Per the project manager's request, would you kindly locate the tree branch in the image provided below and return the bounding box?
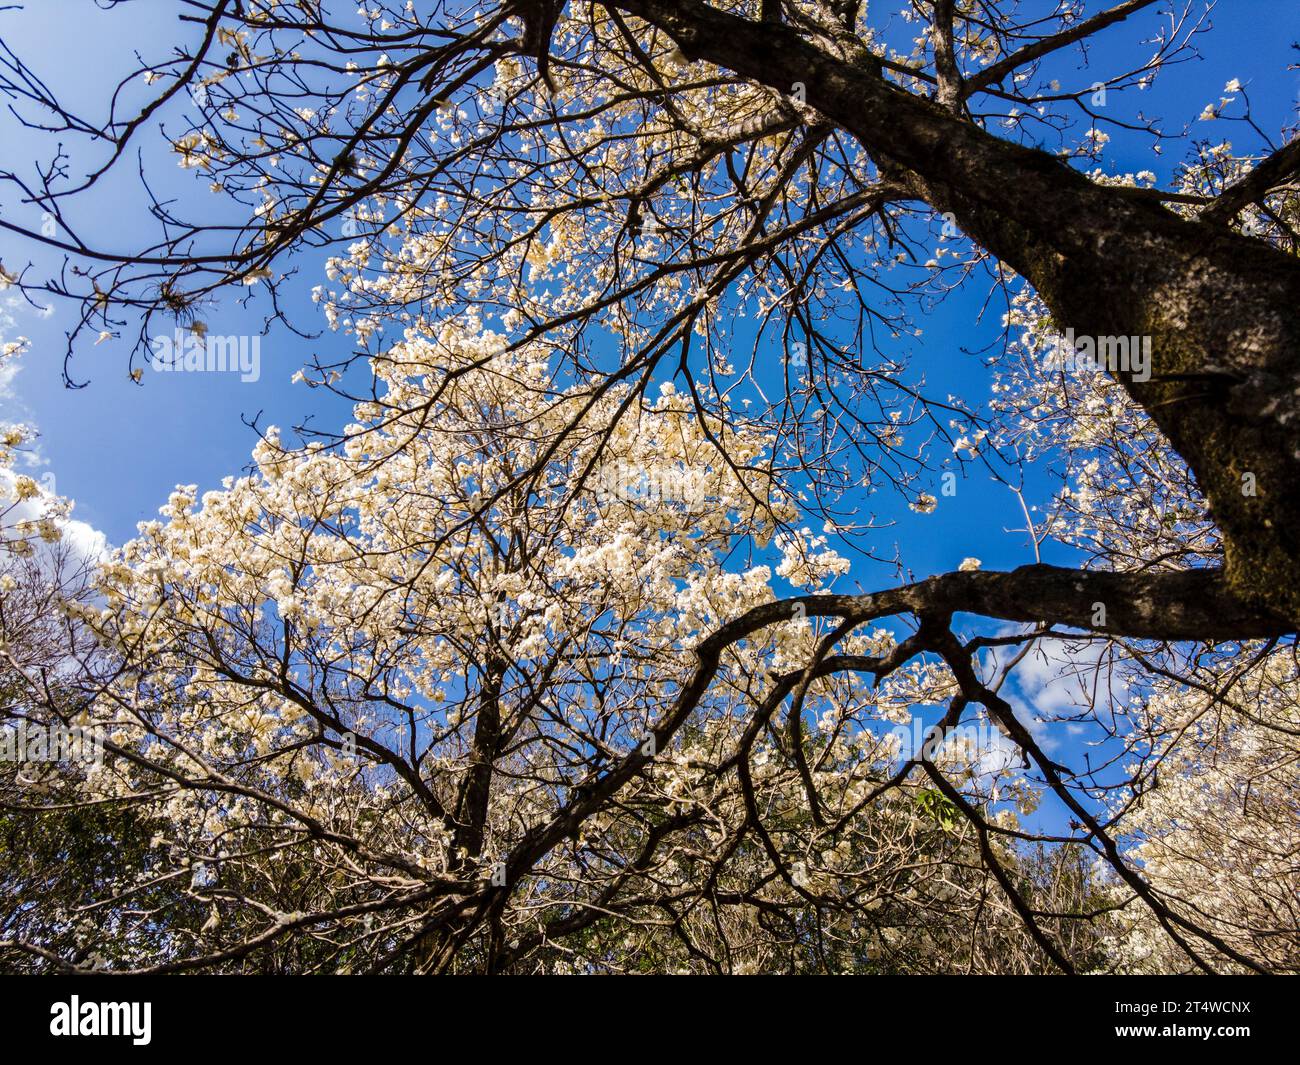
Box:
[960,0,1163,99]
[1200,138,1300,225]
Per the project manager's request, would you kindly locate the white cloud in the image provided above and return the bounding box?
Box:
[0,467,108,564]
[0,294,25,402]
[0,301,106,563]
[990,633,1136,754]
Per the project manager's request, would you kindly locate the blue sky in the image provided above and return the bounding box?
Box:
[1,1,1296,830]
[1,1,1293,550]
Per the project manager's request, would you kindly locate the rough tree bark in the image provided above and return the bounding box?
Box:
[610,0,1300,624]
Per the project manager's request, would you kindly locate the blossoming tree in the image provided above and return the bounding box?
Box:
[0,0,1296,972]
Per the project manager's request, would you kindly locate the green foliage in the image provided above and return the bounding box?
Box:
[915,788,960,831]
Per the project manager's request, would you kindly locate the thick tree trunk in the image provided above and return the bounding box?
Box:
[453,658,504,862]
[613,0,1300,621]
[907,153,1300,625]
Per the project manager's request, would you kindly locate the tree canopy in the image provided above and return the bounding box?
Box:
[0,0,1297,974]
